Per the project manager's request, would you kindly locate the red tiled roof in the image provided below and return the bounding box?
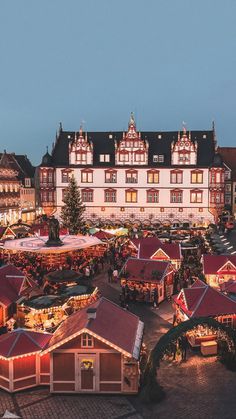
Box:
[123,257,170,283]
[175,279,236,318]
[45,298,142,357]
[136,237,181,260]
[202,255,236,274]
[0,329,52,358]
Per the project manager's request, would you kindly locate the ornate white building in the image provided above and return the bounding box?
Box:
[38,114,225,227]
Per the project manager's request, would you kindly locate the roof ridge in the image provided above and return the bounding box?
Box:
[7,331,21,357]
[191,286,208,317]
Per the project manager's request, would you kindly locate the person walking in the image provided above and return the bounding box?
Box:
[153,288,159,309]
[179,334,188,361]
[107,266,113,283]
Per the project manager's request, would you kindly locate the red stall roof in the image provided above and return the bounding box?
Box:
[0,264,37,306]
[220,280,236,294]
[93,230,114,240]
[0,329,52,359]
[174,279,236,318]
[43,297,144,359]
[122,257,171,283]
[202,255,236,275]
[131,237,181,260]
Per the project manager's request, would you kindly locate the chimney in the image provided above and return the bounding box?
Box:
[87,308,97,320]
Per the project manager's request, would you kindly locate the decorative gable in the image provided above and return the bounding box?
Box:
[115,113,149,166]
[218,260,236,273]
[150,248,169,260]
[69,126,93,165]
[171,126,198,165]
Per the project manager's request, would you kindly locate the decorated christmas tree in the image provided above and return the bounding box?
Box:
[61,176,85,234]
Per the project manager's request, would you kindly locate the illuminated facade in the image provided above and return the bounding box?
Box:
[38,114,225,226]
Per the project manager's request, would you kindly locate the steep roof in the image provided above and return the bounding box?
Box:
[0,329,52,359]
[44,297,143,359]
[218,147,236,180]
[123,257,171,283]
[174,279,236,318]
[45,129,215,168]
[202,255,236,274]
[0,264,36,306]
[136,237,181,260]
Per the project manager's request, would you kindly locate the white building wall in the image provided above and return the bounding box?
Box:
[55,167,214,225]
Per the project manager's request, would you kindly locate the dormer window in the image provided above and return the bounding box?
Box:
[81,333,94,348]
[100,154,110,163]
[76,152,87,164]
[153,155,164,163]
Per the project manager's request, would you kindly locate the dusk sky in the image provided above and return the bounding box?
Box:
[1,0,236,165]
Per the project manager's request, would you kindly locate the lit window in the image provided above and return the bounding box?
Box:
[81,333,94,348]
[82,189,93,202]
[81,170,93,183]
[119,152,129,162]
[190,190,203,203]
[134,152,145,162]
[76,152,87,164]
[126,189,137,203]
[147,170,159,184]
[105,170,117,183]
[170,190,183,203]
[104,189,116,202]
[170,170,183,184]
[147,189,159,203]
[25,178,31,187]
[100,154,110,162]
[191,171,203,183]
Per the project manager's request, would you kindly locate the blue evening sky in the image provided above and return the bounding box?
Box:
[0,0,236,165]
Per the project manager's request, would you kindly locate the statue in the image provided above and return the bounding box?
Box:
[46,216,63,247]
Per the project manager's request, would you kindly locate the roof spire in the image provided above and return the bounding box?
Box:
[79,123,83,136]
[212,120,217,149]
[129,112,135,126]
[59,122,63,133]
[182,121,187,134]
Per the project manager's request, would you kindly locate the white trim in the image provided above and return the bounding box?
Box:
[132,320,144,360]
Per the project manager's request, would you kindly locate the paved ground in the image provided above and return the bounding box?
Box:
[1,267,236,418]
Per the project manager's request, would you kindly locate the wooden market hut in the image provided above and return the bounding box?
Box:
[202,255,236,288]
[0,329,52,392]
[0,264,38,327]
[120,258,174,303]
[128,237,182,269]
[41,297,144,394]
[173,279,236,329]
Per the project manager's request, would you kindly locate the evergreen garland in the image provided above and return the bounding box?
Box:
[60,176,85,234]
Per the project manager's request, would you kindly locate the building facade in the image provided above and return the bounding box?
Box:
[0,152,36,224]
[38,115,225,226]
[218,147,236,216]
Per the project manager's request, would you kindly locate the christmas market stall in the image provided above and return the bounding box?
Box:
[120,258,174,303]
[173,279,236,352]
[41,297,144,394]
[202,255,236,288]
[0,329,52,392]
[127,237,182,269]
[17,283,99,331]
[0,264,38,327]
